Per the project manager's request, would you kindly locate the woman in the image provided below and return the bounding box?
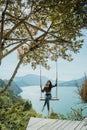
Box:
[41,80,57,113]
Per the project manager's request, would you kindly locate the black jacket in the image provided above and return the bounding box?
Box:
[42,84,56,94]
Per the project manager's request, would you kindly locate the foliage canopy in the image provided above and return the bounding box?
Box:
[0,0,87,69]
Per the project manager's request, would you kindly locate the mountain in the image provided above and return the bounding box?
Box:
[14,74,85,87]
[0,79,22,95]
[14,74,61,87]
[59,77,85,86]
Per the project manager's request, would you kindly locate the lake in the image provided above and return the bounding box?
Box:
[20,86,87,117]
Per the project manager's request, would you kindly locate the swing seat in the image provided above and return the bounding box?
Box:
[40,97,59,101]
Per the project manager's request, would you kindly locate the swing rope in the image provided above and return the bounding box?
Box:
[40,65,42,98]
[56,59,58,98]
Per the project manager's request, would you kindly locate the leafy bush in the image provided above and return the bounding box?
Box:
[49,110,66,120]
[78,78,87,103]
[0,92,41,130]
[49,108,83,121]
[67,108,83,121]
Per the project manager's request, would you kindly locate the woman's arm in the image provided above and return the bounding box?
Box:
[41,87,45,92]
[52,83,57,88]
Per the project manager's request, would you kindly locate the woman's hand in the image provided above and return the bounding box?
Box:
[55,83,57,86]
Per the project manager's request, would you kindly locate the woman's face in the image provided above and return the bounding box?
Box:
[46,81,50,87]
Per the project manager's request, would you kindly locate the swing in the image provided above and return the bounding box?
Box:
[40,60,59,101]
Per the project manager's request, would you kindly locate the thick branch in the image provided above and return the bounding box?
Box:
[0,0,9,43]
[0,39,27,60]
[4,20,24,39]
[0,0,9,64]
[24,23,34,41]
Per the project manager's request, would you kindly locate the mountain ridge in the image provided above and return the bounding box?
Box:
[14,74,56,87]
[13,74,85,87]
[59,77,85,86]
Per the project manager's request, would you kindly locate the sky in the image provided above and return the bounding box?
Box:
[0,30,87,81]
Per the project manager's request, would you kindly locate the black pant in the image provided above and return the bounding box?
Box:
[43,94,52,111]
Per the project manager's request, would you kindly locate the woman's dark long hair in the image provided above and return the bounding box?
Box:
[47,80,52,88]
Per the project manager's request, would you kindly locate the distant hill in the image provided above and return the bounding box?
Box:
[59,77,85,86]
[14,74,62,87]
[0,79,22,95]
[13,74,85,87]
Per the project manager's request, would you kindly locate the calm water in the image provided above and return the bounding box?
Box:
[20,86,87,116]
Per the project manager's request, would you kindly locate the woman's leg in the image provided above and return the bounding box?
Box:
[43,98,47,107]
[42,95,48,111]
[42,94,51,112]
[46,94,51,111]
[47,98,49,111]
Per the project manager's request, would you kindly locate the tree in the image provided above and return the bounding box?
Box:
[0,0,87,94]
[78,77,87,103]
[77,77,87,118]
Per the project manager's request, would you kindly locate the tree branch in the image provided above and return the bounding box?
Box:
[0,0,9,64]
[0,39,28,60]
